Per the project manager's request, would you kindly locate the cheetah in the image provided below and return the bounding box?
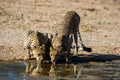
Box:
[24,30,41,60]
[24,30,53,62]
[50,11,92,64]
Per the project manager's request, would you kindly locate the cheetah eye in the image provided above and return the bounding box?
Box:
[51,54,54,56]
[33,45,36,48]
[50,54,53,56]
[38,54,41,56]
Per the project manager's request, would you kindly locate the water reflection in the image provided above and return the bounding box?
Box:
[24,60,56,77]
[24,60,77,79]
[24,60,120,80]
[0,60,120,80]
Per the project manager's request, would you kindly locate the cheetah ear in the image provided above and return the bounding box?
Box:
[50,34,53,41]
[46,33,53,41]
[52,32,58,43]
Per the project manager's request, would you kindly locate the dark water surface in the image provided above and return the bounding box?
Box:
[0,60,120,80]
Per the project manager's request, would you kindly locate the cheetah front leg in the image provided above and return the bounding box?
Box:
[28,49,31,59]
[24,48,31,60]
[74,32,79,55]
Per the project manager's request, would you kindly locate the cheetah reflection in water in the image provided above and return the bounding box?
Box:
[24,60,56,77]
[24,60,78,78]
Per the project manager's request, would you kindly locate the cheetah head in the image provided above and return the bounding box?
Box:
[32,45,45,63]
[50,47,61,64]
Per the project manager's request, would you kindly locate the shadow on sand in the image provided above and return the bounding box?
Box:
[30,52,120,64]
[70,53,120,63]
[57,53,120,64]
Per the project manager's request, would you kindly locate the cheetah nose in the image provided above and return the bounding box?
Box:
[52,60,56,65]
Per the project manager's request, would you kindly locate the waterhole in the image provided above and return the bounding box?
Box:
[0,60,120,80]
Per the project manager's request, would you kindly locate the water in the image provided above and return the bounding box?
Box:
[0,60,120,80]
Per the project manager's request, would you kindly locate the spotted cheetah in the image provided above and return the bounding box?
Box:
[50,11,92,64]
[24,30,53,62]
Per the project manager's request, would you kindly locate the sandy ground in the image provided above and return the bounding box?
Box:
[0,0,120,61]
